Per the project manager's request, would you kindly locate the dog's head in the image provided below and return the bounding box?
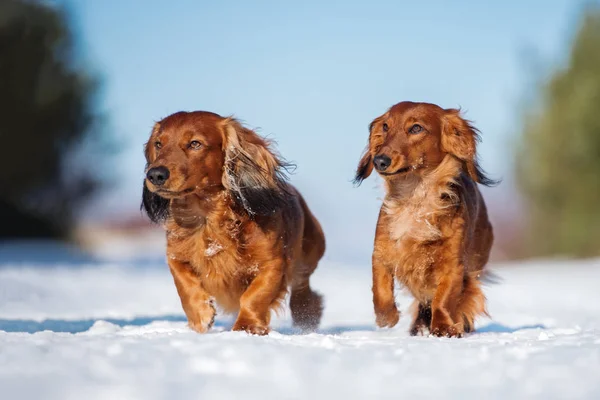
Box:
[142,111,291,223]
[354,101,496,186]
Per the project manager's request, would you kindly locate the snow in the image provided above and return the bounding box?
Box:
[1,257,599,400]
[204,241,224,257]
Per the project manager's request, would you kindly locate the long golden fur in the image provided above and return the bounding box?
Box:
[355,101,496,337]
[142,111,325,335]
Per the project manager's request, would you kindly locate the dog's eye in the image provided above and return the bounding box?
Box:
[154,141,162,149]
[382,123,389,132]
[409,124,423,134]
[189,140,202,149]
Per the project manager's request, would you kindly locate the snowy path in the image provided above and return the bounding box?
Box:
[0,259,599,399]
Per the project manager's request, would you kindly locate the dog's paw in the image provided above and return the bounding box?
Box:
[375,306,400,328]
[430,322,463,338]
[232,318,269,336]
[187,298,216,333]
[409,322,428,336]
[188,320,211,334]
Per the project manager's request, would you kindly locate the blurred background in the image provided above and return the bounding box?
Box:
[1,0,599,267]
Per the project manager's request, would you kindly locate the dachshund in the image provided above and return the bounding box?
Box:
[354,101,496,337]
[142,111,325,335]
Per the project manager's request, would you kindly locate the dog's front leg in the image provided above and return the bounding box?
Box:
[168,259,216,333]
[233,259,284,335]
[372,256,399,328]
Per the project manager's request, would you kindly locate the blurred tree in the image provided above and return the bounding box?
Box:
[516,7,600,257]
[0,0,104,239]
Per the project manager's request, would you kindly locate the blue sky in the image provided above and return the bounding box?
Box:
[64,0,583,264]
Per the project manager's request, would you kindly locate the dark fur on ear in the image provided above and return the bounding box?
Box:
[222,118,294,217]
[353,149,373,186]
[442,109,500,187]
[353,116,386,186]
[140,130,170,223]
[141,181,170,223]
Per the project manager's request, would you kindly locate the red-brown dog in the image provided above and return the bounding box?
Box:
[355,101,496,337]
[142,111,325,335]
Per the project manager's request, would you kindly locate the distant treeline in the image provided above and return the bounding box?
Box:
[516,6,600,258]
[0,0,108,240]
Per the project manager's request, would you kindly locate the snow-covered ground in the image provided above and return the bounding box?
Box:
[0,256,599,400]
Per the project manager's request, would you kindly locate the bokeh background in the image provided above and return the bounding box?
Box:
[1,0,599,267]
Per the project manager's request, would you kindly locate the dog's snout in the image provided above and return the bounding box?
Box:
[373,155,392,172]
[147,166,170,186]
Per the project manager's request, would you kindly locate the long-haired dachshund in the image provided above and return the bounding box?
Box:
[142,111,325,335]
[354,101,496,337]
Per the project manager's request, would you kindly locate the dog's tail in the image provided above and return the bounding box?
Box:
[456,273,491,333]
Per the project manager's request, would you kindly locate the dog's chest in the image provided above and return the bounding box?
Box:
[167,226,257,300]
[383,182,446,244]
[380,193,448,301]
[387,209,439,244]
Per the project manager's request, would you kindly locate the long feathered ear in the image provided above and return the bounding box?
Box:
[222,118,293,216]
[353,150,373,186]
[141,125,170,223]
[441,109,499,187]
[353,116,384,186]
[141,181,170,223]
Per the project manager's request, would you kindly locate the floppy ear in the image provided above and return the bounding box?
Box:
[353,117,384,186]
[353,150,373,186]
[222,118,293,216]
[141,181,170,223]
[140,125,170,223]
[441,109,499,186]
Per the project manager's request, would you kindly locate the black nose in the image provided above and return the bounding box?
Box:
[373,155,391,171]
[146,166,170,186]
